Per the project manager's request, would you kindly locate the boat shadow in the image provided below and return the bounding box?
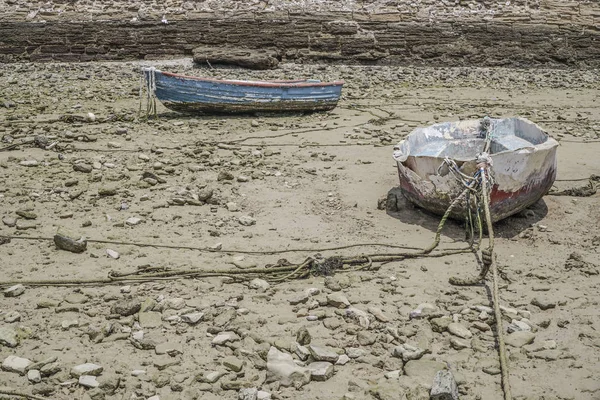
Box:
[385,187,548,240]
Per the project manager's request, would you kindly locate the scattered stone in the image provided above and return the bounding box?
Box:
[357,331,377,346]
[181,312,204,325]
[327,292,350,308]
[4,311,21,323]
[266,347,311,388]
[28,369,42,383]
[73,163,93,173]
[212,331,240,345]
[345,348,366,359]
[504,331,536,348]
[430,317,452,333]
[2,216,17,227]
[309,344,339,363]
[450,337,470,350]
[126,217,142,226]
[98,186,117,196]
[79,375,99,388]
[336,354,350,365]
[239,388,258,400]
[2,355,33,374]
[367,306,390,322]
[20,160,39,167]
[238,216,256,226]
[54,228,87,253]
[111,299,141,316]
[0,326,19,347]
[223,356,245,372]
[106,249,120,259]
[154,356,181,370]
[218,170,235,181]
[296,327,311,346]
[16,210,37,219]
[531,297,556,310]
[249,278,270,292]
[447,323,472,339]
[71,363,103,377]
[3,284,25,297]
[393,343,429,361]
[155,342,183,356]
[308,361,334,381]
[430,370,459,400]
[409,303,438,319]
[200,370,226,384]
[193,46,279,70]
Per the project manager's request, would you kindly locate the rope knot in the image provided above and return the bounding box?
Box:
[481,247,494,267]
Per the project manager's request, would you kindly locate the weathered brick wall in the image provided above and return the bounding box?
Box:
[0,1,598,66]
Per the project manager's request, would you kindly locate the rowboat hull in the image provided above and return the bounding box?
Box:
[393,118,559,222]
[144,69,344,114]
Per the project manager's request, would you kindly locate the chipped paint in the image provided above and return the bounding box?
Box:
[393,117,559,222]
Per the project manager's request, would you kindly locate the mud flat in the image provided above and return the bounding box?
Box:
[1,60,600,399]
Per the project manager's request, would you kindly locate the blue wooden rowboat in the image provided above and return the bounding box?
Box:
[142,68,344,114]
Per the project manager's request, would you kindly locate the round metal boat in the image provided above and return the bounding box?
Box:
[392,117,559,222]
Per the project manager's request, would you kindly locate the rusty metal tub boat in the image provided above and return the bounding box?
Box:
[392,117,559,222]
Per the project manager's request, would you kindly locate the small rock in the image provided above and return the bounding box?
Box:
[336,355,350,365]
[531,297,556,310]
[367,306,390,322]
[218,171,235,181]
[249,278,270,292]
[409,303,438,319]
[450,337,470,350]
[238,216,256,226]
[28,369,42,383]
[393,343,428,361]
[3,284,25,297]
[111,299,141,316]
[504,331,536,348]
[212,331,240,345]
[404,360,447,384]
[307,361,334,381]
[0,326,19,347]
[430,370,459,400]
[181,312,204,325]
[327,292,350,308]
[2,355,33,374]
[106,249,120,259]
[430,317,451,333]
[79,375,99,388]
[126,217,142,226]
[71,363,103,377]
[257,391,271,400]
[447,323,472,339]
[266,347,311,388]
[239,388,258,400]
[296,327,311,346]
[20,160,39,167]
[73,163,93,173]
[223,356,244,372]
[2,216,17,227]
[54,228,87,253]
[308,344,339,363]
[357,331,377,346]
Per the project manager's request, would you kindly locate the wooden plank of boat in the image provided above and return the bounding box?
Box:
[143,68,344,114]
[393,117,559,222]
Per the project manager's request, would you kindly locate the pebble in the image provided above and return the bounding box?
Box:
[4,311,21,323]
[126,217,142,226]
[327,292,350,308]
[106,249,120,259]
[111,299,141,316]
[504,331,536,348]
[181,312,204,325]
[20,159,39,167]
[450,337,470,350]
[53,229,87,253]
[296,326,311,345]
[393,343,429,361]
[308,344,339,363]
[531,296,556,310]
[2,216,17,227]
[266,347,311,388]
[336,354,350,365]
[3,284,25,297]
[73,163,93,173]
[139,311,163,328]
[212,331,240,345]
[249,278,270,292]
[308,361,334,381]
[409,303,438,319]
[79,375,99,388]
[430,370,459,400]
[239,388,258,400]
[238,216,256,226]
[447,322,472,339]
[28,369,42,383]
[71,363,103,377]
[2,355,33,374]
[223,356,245,372]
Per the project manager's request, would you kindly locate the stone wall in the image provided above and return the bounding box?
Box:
[0,0,598,66]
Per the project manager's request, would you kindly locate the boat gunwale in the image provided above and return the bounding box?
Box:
[158,70,345,88]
